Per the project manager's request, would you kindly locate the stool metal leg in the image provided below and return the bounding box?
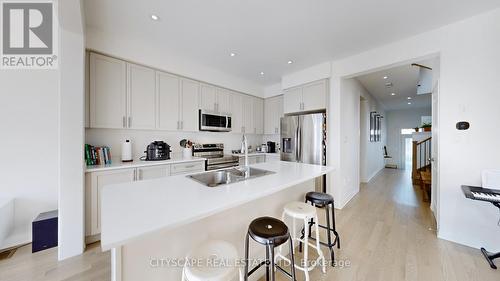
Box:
[331,202,340,249]
[244,232,250,281]
[303,217,310,281]
[269,244,276,281]
[265,244,270,281]
[288,234,297,281]
[314,214,327,274]
[325,204,335,266]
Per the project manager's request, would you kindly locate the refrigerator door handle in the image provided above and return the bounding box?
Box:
[296,118,301,162]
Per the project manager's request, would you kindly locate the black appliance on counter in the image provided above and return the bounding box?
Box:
[267,141,276,153]
[142,141,171,161]
[192,143,239,170]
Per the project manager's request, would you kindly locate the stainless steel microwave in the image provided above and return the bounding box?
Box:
[199,110,232,132]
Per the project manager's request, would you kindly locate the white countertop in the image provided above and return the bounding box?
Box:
[232,152,280,157]
[100,161,334,250]
[85,153,206,173]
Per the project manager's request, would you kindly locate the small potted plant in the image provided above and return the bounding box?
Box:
[179,139,193,158]
[421,123,432,132]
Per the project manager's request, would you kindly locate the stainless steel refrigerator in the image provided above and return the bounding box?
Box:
[280,112,327,192]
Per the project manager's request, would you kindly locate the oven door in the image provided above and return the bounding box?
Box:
[199,110,232,132]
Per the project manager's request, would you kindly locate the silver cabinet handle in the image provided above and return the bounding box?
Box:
[177,121,179,130]
[128,116,132,128]
[133,169,137,181]
[138,169,142,180]
[122,116,126,128]
[180,121,183,130]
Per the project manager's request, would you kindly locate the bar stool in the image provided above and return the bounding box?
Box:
[277,202,326,281]
[244,216,296,281]
[182,240,243,281]
[300,191,340,266]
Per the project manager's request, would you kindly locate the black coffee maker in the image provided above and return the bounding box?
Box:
[267,141,276,153]
[143,141,171,161]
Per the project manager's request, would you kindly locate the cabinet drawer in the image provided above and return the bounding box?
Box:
[171,161,205,175]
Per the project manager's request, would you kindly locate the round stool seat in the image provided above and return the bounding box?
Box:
[283,201,317,219]
[184,240,239,281]
[306,191,334,205]
[248,216,289,246]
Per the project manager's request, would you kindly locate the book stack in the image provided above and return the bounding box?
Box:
[85,144,112,166]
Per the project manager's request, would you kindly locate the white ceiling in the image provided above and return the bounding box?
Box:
[356,62,433,111]
[84,0,500,87]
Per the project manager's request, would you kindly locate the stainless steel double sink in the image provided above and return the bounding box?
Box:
[188,167,274,187]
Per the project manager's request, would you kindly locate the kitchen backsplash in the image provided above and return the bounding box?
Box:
[85,128,268,159]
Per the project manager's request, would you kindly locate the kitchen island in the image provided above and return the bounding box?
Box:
[100,161,334,281]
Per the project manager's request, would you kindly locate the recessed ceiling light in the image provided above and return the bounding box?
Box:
[260,72,265,76]
[230,52,236,57]
[150,14,159,21]
[391,93,396,96]
[407,97,412,100]
[287,60,293,64]
[383,76,388,80]
[408,102,412,105]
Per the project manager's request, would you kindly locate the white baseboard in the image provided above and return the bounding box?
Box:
[360,166,385,183]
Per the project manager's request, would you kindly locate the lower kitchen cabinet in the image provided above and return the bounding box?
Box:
[238,155,266,165]
[85,161,204,242]
[265,154,281,162]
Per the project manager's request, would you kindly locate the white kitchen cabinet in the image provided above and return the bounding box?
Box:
[283,79,327,113]
[127,63,156,129]
[265,154,280,162]
[253,98,264,134]
[238,155,266,165]
[231,93,244,133]
[216,88,231,115]
[86,168,136,236]
[180,78,200,132]
[170,161,205,175]
[137,165,171,180]
[89,53,127,129]
[242,95,254,134]
[200,83,217,112]
[265,95,284,134]
[302,79,327,112]
[157,72,180,130]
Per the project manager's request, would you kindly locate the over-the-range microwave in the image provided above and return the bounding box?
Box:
[199,110,232,132]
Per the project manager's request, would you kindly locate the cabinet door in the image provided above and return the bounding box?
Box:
[90,168,136,235]
[137,165,170,180]
[264,97,276,134]
[171,161,205,175]
[265,154,280,163]
[157,72,180,130]
[180,78,200,132]
[256,155,266,163]
[302,80,327,111]
[253,98,264,134]
[242,95,254,134]
[216,88,231,114]
[89,53,127,129]
[231,93,244,133]
[200,83,217,112]
[275,95,284,134]
[283,87,303,114]
[127,63,156,129]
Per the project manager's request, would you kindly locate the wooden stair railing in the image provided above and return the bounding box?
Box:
[412,137,432,184]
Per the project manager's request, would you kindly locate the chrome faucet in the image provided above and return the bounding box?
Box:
[241,134,250,178]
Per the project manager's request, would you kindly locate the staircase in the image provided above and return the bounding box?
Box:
[412,137,432,201]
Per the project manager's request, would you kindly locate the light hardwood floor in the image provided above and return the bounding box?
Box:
[1,169,499,281]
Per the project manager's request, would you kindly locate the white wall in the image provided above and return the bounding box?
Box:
[385,107,432,168]
[85,129,264,160]
[359,83,386,183]
[58,0,85,260]
[85,27,264,97]
[292,7,500,251]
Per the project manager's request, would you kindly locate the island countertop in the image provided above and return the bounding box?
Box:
[100,161,334,251]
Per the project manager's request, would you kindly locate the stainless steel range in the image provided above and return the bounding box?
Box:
[193,143,239,171]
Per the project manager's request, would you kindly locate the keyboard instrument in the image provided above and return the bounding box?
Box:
[461,185,500,203]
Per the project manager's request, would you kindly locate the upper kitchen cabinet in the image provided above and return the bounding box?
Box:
[157,71,180,131]
[283,79,327,114]
[199,83,217,112]
[265,95,284,134]
[216,88,231,115]
[89,53,127,129]
[230,92,244,133]
[127,63,156,129]
[180,78,200,132]
[242,95,254,134]
[253,98,264,134]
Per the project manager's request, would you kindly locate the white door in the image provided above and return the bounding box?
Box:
[431,80,440,226]
[242,95,253,134]
[89,53,127,129]
[283,87,302,114]
[231,93,244,133]
[90,169,136,235]
[127,63,156,129]
[253,98,264,134]
[157,72,180,130]
[137,165,170,180]
[302,79,327,111]
[180,78,200,132]
[200,83,217,112]
[216,88,231,115]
